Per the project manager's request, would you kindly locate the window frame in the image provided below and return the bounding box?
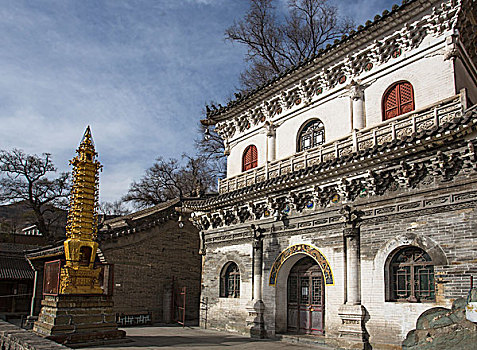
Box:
[382,81,415,121]
[297,119,325,152]
[220,262,240,298]
[242,145,258,172]
[386,246,435,303]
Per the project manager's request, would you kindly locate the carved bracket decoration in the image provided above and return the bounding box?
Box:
[337,178,364,203]
[251,202,269,220]
[397,161,428,188]
[224,209,237,226]
[289,191,314,212]
[237,205,252,223]
[210,212,223,229]
[313,185,338,207]
[364,170,395,196]
[430,151,464,181]
[462,140,477,172]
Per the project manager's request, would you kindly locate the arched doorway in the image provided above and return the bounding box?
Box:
[286,257,324,334]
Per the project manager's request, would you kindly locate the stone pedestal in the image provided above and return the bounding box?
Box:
[246,299,266,339]
[338,304,368,349]
[33,295,126,346]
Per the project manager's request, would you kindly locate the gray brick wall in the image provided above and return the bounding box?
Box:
[100,219,201,324]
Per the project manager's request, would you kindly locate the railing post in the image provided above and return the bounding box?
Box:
[373,129,377,146]
[304,152,308,169]
[391,122,396,141]
[460,88,467,110]
[434,107,439,128]
[319,148,323,163]
[335,142,339,158]
[412,115,417,134]
[352,129,358,152]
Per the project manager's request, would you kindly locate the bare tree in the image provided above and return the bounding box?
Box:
[99,200,131,216]
[123,155,215,209]
[196,122,226,180]
[226,0,354,89]
[0,149,70,241]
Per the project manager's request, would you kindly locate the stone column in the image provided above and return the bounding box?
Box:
[350,82,365,130]
[338,206,368,349]
[266,122,276,162]
[246,225,266,338]
[345,227,361,305]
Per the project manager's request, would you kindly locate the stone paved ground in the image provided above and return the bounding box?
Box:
[86,325,334,349]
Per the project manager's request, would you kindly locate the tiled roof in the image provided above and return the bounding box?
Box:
[204,0,433,121]
[0,253,34,280]
[25,244,64,260]
[102,198,180,226]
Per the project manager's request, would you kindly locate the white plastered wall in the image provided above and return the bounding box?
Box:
[226,132,267,178]
[364,53,456,128]
[275,96,351,161]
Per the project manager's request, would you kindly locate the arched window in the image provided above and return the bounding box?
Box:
[382,81,415,120]
[388,246,435,302]
[298,119,325,152]
[242,145,258,171]
[220,262,240,298]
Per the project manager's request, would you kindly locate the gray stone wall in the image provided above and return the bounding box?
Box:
[100,219,201,324]
[200,244,252,334]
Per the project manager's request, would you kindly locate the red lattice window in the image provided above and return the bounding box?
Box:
[242,145,258,171]
[382,81,415,120]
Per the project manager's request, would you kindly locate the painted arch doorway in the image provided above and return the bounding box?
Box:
[287,256,324,335]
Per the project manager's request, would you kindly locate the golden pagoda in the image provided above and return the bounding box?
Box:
[59,126,103,294]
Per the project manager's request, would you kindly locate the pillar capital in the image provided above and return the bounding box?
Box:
[251,224,265,250]
[344,227,360,238]
[265,121,277,137]
[339,205,364,230]
[348,80,364,101]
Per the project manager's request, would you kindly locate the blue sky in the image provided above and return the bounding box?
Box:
[0,0,396,203]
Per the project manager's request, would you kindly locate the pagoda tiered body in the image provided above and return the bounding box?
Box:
[60,126,103,294]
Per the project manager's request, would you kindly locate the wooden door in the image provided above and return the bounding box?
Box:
[287,257,324,334]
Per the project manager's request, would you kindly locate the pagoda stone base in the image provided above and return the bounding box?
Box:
[33,295,126,347]
[337,304,369,349]
[246,299,266,339]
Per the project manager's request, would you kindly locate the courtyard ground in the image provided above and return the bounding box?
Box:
[86,325,336,349]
